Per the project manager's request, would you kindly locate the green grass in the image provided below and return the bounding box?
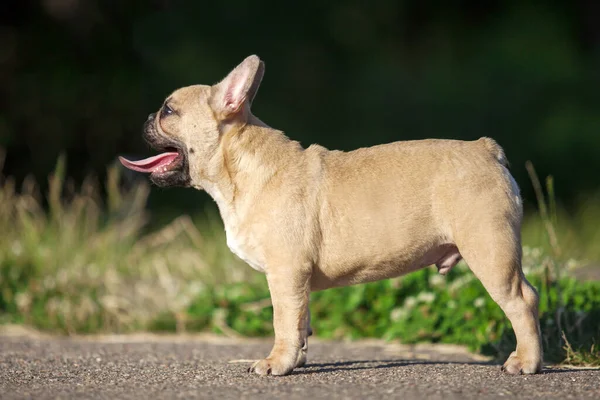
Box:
[0,154,599,366]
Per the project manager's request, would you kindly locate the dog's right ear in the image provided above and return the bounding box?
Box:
[210,55,265,120]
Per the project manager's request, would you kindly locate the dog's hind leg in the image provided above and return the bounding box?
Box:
[456,224,543,374]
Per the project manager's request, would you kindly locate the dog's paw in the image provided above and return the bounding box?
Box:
[248,358,295,376]
[295,350,307,368]
[501,351,542,375]
[294,338,309,368]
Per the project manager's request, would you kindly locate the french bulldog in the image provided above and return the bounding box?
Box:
[120,55,543,376]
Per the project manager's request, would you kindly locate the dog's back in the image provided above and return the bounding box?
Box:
[311,138,521,289]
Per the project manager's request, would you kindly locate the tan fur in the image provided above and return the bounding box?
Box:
[147,55,542,376]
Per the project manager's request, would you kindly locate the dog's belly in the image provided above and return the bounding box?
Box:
[311,243,461,291]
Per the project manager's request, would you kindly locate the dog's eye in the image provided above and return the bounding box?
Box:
[161,104,174,118]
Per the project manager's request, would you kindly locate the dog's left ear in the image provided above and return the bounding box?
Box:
[210,55,265,120]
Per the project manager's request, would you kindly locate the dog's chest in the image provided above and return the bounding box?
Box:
[226,228,265,273]
[208,186,265,273]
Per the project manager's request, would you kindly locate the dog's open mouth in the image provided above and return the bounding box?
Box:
[119,149,182,175]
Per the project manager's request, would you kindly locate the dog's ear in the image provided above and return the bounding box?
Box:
[210,55,265,120]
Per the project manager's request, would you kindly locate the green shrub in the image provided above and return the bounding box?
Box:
[177,254,600,364]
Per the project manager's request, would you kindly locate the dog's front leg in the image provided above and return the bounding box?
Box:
[249,268,310,376]
[295,306,312,368]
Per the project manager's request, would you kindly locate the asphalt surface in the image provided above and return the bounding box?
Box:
[1,330,598,400]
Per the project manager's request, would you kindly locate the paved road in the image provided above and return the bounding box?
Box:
[1,330,598,399]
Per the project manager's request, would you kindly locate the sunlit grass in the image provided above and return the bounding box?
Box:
[561,332,600,368]
[522,197,600,266]
[0,152,255,333]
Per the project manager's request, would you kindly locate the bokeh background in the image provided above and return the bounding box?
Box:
[1,0,599,364]
[2,0,600,214]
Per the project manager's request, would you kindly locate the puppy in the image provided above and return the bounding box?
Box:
[120,55,543,376]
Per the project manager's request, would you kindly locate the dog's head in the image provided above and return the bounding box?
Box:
[119,55,265,188]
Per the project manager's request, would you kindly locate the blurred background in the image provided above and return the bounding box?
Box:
[1,0,599,364]
[2,0,600,213]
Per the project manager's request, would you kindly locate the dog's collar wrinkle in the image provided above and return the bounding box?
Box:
[210,122,301,218]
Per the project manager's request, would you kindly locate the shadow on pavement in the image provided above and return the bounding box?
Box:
[293,359,495,375]
[293,359,591,375]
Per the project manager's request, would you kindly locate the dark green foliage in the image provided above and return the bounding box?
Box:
[2,1,600,213]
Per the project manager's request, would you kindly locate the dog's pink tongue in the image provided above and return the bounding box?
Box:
[118,152,179,173]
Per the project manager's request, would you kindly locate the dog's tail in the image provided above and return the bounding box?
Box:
[479,137,508,167]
